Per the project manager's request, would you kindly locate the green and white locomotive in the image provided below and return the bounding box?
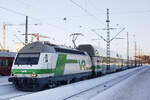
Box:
[8,41,92,91]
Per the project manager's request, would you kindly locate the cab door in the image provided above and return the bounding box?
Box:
[44,54,49,69]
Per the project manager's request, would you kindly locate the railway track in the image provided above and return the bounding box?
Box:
[0,84,33,100]
[0,76,11,87]
[63,67,148,100]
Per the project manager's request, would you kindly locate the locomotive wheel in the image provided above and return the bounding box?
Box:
[47,81,57,88]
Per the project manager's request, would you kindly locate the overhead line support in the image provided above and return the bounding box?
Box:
[25,16,28,45]
[106,8,110,71]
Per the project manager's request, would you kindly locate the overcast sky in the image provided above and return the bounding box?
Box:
[0,0,150,58]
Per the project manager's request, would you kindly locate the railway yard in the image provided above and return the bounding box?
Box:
[0,65,149,100]
[0,0,150,100]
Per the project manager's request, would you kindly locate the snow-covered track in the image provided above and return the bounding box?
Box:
[0,76,12,87]
[0,84,33,100]
[63,67,148,100]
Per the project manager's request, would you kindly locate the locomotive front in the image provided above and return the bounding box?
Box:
[8,41,55,91]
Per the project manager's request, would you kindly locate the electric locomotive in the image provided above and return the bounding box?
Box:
[8,41,92,91]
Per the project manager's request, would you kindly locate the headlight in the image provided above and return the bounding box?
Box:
[12,74,17,76]
[31,74,37,77]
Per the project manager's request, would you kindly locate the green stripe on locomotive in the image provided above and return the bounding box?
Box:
[11,54,91,76]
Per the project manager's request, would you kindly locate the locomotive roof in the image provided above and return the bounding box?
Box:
[19,41,85,54]
[19,41,55,53]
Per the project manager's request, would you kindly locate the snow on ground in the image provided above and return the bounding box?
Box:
[0,84,31,100]
[10,66,147,100]
[91,66,150,100]
[0,76,32,100]
[0,76,10,85]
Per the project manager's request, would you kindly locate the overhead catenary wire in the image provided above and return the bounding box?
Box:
[0,6,75,48]
[15,0,31,7]
[112,10,150,15]
[0,6,40,21]
[58,9,150,19]
[69,0,105,26]
[0,6,72,34]
[87,0,105,14]
[49,9,150,19]
[110,28,125,42]
[91,29,106,42]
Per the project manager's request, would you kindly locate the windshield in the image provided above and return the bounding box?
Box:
[14,53,40,65]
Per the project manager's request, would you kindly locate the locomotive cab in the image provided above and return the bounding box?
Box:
[9,41,56,91]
